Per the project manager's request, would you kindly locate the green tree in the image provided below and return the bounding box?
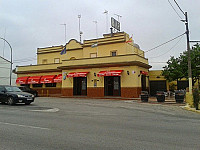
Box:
[162,44,200,85]
[162,56,184,82]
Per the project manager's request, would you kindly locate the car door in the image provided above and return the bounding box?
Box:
[0,86,7,102]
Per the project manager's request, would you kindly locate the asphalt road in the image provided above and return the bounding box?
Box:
[0,97,200,150]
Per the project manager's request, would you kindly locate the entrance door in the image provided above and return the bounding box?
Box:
[141,75,147,91]
[150,80,167,96]
[73,77,87,96]
[104,76,121,96]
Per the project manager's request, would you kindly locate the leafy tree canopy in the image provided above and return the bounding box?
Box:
[162,44,200,83]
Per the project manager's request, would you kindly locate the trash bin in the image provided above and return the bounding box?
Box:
[141,91,149,102]
[175,90,185,103]
[156,91,165,102]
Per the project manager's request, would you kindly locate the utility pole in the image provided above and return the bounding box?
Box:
[184,12,192,94]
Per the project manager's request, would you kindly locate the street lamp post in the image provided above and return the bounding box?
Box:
[0,37,13,85]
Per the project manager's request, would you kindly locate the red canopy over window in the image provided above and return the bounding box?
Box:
[67,72,89,78]
[40,75,56,83]
[16,76,29,84]
[140,71,148,75]
[54,74,62,83]
[27,76,42,84]
[97,70,123,77]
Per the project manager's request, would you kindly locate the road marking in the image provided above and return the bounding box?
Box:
[30,108,59,112]
[0,121,50,130]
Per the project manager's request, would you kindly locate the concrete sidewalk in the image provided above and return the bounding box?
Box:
[146,97,185,106]
[139,97,200,113]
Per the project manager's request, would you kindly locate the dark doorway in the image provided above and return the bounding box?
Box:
[150,80,167,96]
[177,80,189,90]
[104,76,121,96]
[73,77,87,96]
[141,75,147,91]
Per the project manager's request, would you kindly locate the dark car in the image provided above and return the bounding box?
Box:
[0,85,35,105]
[18,86,38,97]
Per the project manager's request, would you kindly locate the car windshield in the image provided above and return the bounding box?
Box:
[5,86,22,92]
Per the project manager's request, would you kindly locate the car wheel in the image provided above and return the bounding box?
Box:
[25,102,31,105]
[7,97,15,105]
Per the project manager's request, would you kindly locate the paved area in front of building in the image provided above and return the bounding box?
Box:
[0,97,200,150]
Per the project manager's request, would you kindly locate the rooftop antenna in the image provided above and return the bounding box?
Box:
[114,13,122,22]
[103,10,108,33]
[93,21,98,38]
[78,15,83,43]
[60,23,66,43]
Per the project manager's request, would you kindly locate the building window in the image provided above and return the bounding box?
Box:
[32,84,43,88]
[111,51,117,56]
[42,59,48,64]
[54,58,60,63]
[90,53,97,58]
[45,83,56,87]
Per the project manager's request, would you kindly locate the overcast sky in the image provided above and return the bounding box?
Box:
[0,0,199,70]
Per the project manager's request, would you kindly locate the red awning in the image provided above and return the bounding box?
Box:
[97,70,123,77]
[40,75,56,83]
[27,76,42,84]
[140,71,148,75]
[54,74,62,83]
[16,76,29,84]
[67,72,89,78]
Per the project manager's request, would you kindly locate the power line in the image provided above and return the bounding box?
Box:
[168,0,182,19]
[144,32,185,53]
[174,0,185,15]
[149,34,184,58]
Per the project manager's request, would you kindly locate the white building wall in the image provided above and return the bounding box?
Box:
[0,57,16,85]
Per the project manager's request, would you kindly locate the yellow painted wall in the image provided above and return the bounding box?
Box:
[37,39,83,65]
[62,66,149,88]
[61,54,149,68]
[16,32,150,90]
[149,70,165,81]
[83,32,143,58]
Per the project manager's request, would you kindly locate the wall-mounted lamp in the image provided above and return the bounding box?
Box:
[127,71,130,75]
[138,74,141,77]
[94,73,96,77]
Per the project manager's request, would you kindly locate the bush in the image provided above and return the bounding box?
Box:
[193,88,200,110]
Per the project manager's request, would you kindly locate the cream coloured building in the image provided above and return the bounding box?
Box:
[15,32,151,98]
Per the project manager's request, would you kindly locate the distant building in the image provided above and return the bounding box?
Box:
[0,56,16,85]
[15,32,151,98]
